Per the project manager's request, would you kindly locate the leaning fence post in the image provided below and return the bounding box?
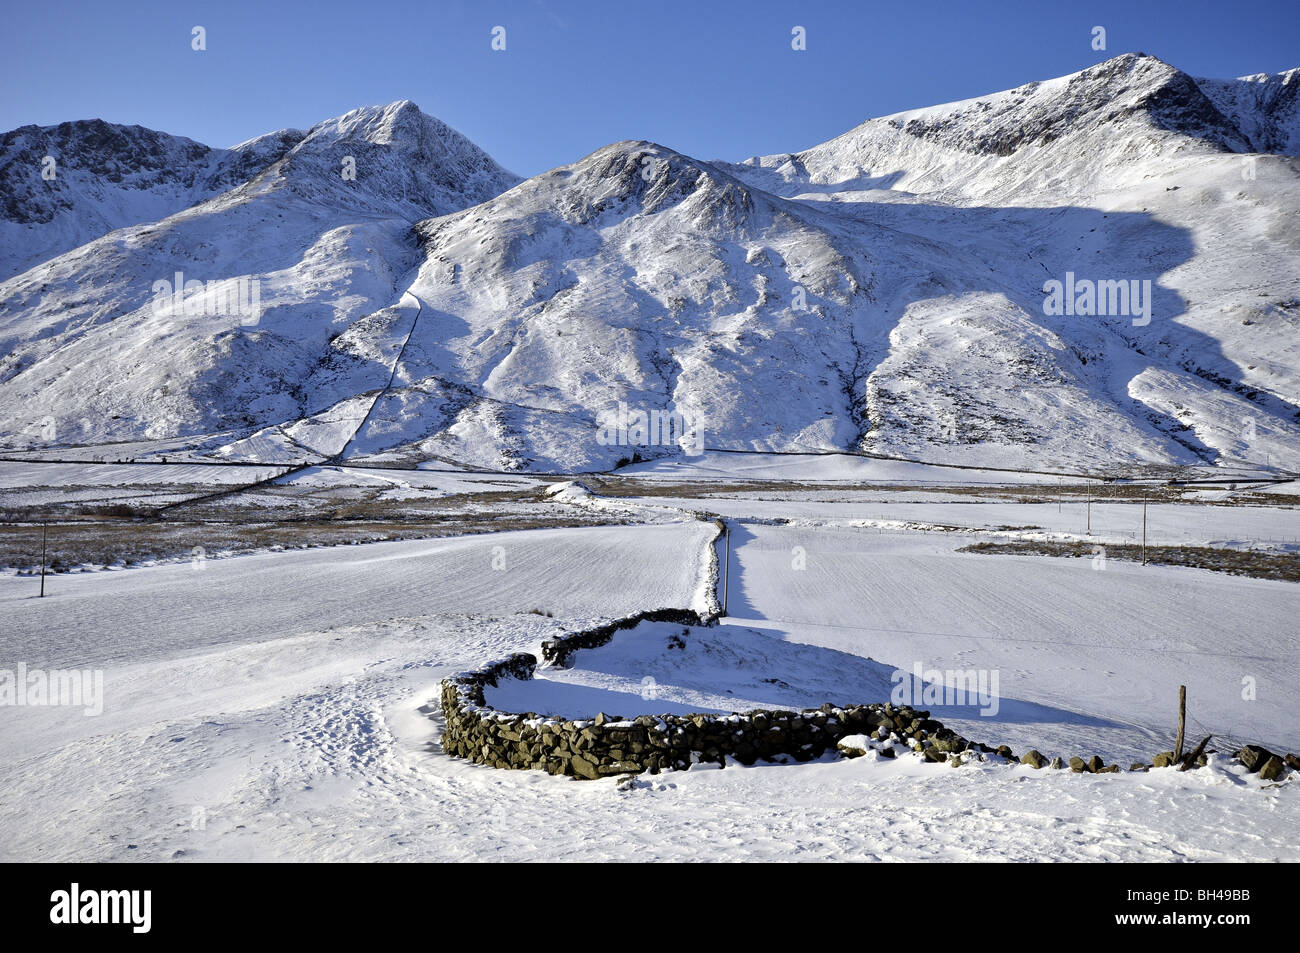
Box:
[1175,685,1186,762]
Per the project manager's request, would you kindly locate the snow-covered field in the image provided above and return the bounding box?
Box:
[1,466,1296,863]
[0,461,285,508]
[1,522,712,666]
[721,523,1298,757]
[617,450,1101,484]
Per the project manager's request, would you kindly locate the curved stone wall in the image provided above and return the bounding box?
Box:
[438,610,978,779]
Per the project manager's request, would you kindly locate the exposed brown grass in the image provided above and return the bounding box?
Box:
[0,502,625,572]
[586,476,1237,504]
[960,539,1300,583]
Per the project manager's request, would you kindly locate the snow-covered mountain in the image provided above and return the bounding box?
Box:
[1,56,1297,473]
[0,102,519,453]
[721,54,1297,203]
[716,53,1300,471]
[0,119,305,281]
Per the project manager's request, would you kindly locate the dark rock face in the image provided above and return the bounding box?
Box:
[0,119,303,227]
[1258,756,1285,782]
[1235,744,1274,773]
[1141,69,1251,151]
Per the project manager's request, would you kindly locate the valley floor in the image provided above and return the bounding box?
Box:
[0,457,1297,862]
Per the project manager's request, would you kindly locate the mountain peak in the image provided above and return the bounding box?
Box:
[303,100,447,149]
[248,101,520,218]
[724,50,1300,206]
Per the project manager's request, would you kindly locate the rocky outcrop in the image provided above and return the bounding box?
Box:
[1235,744,1298,782]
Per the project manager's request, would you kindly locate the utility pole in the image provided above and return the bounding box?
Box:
[39,521,47,598]
[1086,497,1091,536]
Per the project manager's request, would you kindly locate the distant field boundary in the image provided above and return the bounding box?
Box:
[961,539,1300,583]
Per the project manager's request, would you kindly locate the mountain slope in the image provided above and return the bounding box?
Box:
[714,53,1300,471]
[332,58,1300,472]
[338,139,1230,472]
[0,119,305,281]
[0,59,1296,473]
[0,103,519,454]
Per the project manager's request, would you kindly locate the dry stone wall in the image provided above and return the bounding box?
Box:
[439,609,978,779]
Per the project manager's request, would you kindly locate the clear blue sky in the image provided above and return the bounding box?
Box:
[3,0,1296,177]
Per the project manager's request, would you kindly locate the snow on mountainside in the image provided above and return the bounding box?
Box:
[0,101,518,282]
[0,119,305,280]
[1195,67,1300,155]
[0,103,519,454]
[341,140,898,470]
[716,53,1300,471]
[266,101,520,219]
[0,57,1297,473]
[344,136,1242,472]
[722,54,1299,203]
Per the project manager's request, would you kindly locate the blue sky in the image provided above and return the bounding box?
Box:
[3,0,1296,177]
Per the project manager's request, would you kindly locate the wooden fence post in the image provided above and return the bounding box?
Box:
[1175,685,1186,761]
[39,521,47,598]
